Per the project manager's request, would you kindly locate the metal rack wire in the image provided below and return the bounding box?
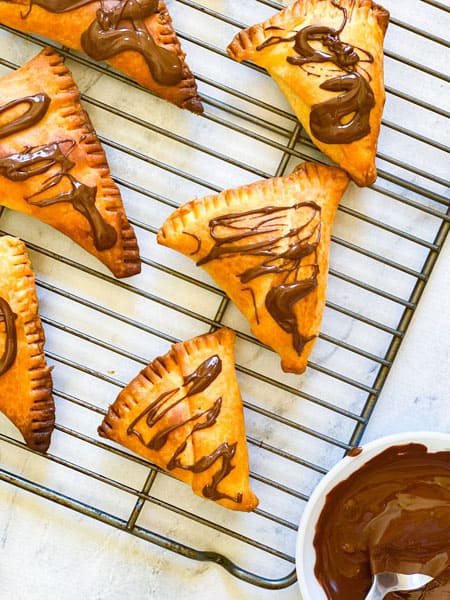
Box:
[0,0,449,590]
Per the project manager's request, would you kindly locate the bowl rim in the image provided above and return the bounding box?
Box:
[295,431,450,600]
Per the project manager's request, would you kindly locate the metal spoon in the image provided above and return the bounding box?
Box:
[364,572,434,600]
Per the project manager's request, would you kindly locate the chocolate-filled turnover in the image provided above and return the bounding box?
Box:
[197,202,321,355]
[126,355,243,504]
[256,0,375,144]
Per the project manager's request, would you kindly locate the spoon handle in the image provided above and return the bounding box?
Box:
[364,579,383,600]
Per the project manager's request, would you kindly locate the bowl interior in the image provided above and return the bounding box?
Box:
[295,431,450,600]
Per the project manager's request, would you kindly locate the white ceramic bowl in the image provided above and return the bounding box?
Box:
[295,431,450,600]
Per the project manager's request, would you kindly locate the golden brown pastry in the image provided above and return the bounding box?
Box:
[227,0,389,186]
[158,162,349,374]
[98,328,259,511]
[0,0,203,113]
[0,48,141,278]
[0,235,54,452]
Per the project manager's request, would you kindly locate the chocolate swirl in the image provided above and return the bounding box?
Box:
[27,173,118,251]
[310,73,374,144]
[0,94,50,139]
[0,141,74,181]
[257,0,375,144]
[0,297,18,377]
[0,140,117,251]
[182,354,222,396]
[197,202,321,356]
[81,0,183,86]
[127,355,243,504]
[23,0,183,86]
[265,278,317,353]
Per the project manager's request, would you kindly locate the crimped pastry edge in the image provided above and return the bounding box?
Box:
[0,235,54,452]
[227,0,389,62]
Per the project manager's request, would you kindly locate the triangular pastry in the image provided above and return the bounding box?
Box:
[0,48,141,278]
[98,328,259,511]
[0,0,203,113]
[0,235,54,452]
[157,163,349,374]
[227,0,389,186]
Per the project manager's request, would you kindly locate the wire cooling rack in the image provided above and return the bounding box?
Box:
[0,0,449,590]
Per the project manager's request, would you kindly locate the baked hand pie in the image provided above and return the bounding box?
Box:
[227,0,389,186]
[0,235,54,452]
[158,162,349,374]
[98,328,259,511]
[0,0,203,113]
[0,48,141,278]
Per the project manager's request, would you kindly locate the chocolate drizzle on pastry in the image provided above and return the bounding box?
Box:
[22,0,183,86]
[0,141,74,181]
[127,355,243,504]
[265,277,318,354]
[0,93,50,139]
[314,443,450,600]
[82,0,183,86]
[0,297,18,376]
[0,139,117,251]
[182,230,201,256]
[23,0,96,12]
[197,202,321,355]
[0,86,118,251]
[257,0,375,144]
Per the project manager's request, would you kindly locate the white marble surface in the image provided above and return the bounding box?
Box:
[0,0,449,598]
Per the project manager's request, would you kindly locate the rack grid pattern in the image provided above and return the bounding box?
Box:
[0,0,449,590]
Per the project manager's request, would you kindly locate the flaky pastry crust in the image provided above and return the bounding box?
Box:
[228,0,389,186]
[0,235,54,452]
[98,328,258,511]
[0,0,203,113]
[158,162,350,374]
[0,48,141,278]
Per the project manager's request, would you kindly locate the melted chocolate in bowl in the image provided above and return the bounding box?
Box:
[313,443,450,600]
